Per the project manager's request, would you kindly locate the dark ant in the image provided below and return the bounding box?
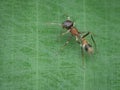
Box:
[61,17,96,61]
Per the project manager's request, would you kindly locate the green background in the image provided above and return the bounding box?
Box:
[0,0,120,90]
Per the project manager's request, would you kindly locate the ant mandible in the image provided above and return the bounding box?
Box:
[61,17,96,60]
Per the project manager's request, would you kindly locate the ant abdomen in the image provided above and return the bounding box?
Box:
[84,44,94,54]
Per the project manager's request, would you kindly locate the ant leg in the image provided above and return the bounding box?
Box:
[91,35,97,51]
[61,36,72,50]
[82,32,90,38]
[81,32,95,38]
[61,30,70,36]
[80,45,84,65]
[76,36,79,41]
[76,36,81,44]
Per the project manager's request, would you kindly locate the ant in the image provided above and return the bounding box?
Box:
[61,17,96,61]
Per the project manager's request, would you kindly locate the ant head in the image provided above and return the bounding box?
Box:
[62,20,73,30]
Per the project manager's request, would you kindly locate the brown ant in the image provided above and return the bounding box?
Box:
[61,17,96,61]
